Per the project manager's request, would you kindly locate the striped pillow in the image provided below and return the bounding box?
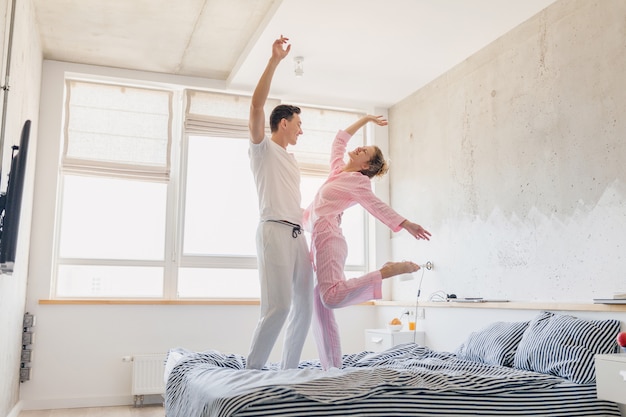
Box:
[513,311,621,384]
[455,321,529,367]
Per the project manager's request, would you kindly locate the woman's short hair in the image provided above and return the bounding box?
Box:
[269,104,301,132]
[361,146,389,178]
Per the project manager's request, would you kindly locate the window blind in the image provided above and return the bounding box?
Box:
[184,90,276,139]
[184,89,363,174]
[63,80,173,181]
[291,106,365,172]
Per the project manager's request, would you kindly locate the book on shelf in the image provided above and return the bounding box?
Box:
[593,298,626,305]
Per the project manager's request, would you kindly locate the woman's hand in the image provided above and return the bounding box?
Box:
[365,114,388,126]
[401,220,431,241]
[344,114,388,135]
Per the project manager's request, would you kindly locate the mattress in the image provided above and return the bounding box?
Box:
[165,343,621,417]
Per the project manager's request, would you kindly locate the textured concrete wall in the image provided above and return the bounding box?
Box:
[389,0,626,302]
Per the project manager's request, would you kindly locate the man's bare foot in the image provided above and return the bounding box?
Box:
[380,261,420,279]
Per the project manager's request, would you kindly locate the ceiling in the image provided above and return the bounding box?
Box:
[32,0,557,109]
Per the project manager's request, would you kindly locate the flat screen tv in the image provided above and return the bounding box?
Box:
[0,119,30,273]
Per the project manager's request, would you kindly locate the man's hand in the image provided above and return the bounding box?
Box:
[272,35,291,62]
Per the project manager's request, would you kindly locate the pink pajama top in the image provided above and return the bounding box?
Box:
[304,130,406,252]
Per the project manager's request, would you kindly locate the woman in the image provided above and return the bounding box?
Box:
[303,114,431,370]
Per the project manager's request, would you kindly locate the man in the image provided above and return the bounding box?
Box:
[246,35,313,370]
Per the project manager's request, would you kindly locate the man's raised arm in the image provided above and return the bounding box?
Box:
[249,35,291,144]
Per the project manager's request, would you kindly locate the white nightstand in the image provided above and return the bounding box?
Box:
[365,329,425,352]
[595,353,626,404]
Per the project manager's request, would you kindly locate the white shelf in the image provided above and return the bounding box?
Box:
[373,300,626,312]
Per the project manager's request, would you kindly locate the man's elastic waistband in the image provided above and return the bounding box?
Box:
[264,219,302,238]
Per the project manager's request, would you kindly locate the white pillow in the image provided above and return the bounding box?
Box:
[164,350,186,385]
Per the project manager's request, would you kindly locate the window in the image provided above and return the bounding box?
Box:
[54,80,368,299]
[55,80,172,298]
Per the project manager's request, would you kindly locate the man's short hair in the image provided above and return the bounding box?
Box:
[269,104,301,132]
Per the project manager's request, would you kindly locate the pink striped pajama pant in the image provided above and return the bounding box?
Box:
[310,219,382,370]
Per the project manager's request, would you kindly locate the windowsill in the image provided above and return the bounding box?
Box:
[38,299,626,312]
[38,298,264,305]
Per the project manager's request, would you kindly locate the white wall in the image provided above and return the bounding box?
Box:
[0,0,42,416]
[19,302,375,409]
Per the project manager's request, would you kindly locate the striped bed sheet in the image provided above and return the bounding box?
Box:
[165,344,621,417]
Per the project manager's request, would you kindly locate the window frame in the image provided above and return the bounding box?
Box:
[51,77,373,300]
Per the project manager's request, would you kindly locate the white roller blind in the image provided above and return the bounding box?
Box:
[184,89,363,174]
[184,90,277,138]
[63,80,173,181]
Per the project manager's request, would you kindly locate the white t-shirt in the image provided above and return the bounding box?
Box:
[249,136,303,225]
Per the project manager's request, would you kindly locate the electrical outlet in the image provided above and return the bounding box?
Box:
[23,313,35,328]
[417,308,425,319]
[20,368,31,382]
[422,261,433,270]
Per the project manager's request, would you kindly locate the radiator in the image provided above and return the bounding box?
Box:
[131,353,166,407]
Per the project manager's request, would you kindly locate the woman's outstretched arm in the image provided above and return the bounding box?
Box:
[344,114,387,135]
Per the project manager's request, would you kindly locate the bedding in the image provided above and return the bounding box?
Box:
[513,311,621,383]
[165,342,621,417]
[455,320,529,367]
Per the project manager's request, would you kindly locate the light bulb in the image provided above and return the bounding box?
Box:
[293,56,304,77]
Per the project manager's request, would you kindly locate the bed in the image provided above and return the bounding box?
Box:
[164,311,623,417]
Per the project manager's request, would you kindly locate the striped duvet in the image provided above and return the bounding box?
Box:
[165,344,620,417]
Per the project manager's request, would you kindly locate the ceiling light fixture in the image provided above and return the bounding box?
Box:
[293,56,304,77]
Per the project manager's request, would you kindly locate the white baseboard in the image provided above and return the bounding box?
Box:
[18,395,134,411]
[7,400,23,417]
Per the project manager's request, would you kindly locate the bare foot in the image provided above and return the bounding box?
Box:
[380,261,420,279]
